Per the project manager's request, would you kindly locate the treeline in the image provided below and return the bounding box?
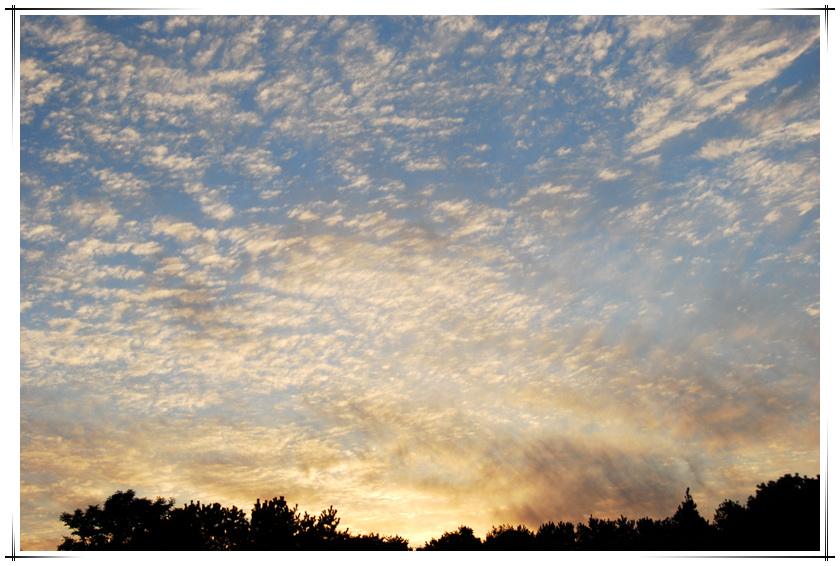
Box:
[58,494,408,550]
[57,473,819,551]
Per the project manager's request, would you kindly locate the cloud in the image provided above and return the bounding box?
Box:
[152,218,203,242]
[624,15,692,45]
[93,168,150,199]
[145,146,204,175]
[65,201,122,233]
[20,58,64,124]
[697,119,818,160]
[623,16,818,155]
[44,146,88,164]
[289,208,319,222]
[20,223,60,242]
[598,168,630,181]
[183,183,236,222]
[514,183,589,208]
[130,241,164,256]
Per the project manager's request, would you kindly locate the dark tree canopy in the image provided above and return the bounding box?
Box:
[164,500,249,551]
[534,520,576,551]
[58,490,407,551]
[420,525,482,550]
[713,473,820,550]
[58,473,819,551]
[58,489,173,550]
[670,487,713,549]
[482,524,536,550]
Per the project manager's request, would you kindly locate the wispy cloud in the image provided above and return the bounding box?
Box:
[622,16,818,156]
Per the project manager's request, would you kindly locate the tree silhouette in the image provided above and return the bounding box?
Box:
[58,489,173,550]
[164,500,249,550]
[713,498,749,550]
[420,525,482,550]
[634,516,673,550]
[249,496,300,550]
[296,505,351,550]
[57,473,819,551]
[671,487,712,549]
[745,473,819,550]
[341,532,410,550]
[575,515,638,550]
[483,524,536,550]
[534,520,576,550]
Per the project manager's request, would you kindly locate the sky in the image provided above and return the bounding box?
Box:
[14,7,827,553]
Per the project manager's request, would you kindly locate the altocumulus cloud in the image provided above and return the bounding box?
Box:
[18,12,821,550]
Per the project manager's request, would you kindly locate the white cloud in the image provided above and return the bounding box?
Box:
[20,58,64,124]
[94,168,150,198]
[21,223,60,242]
[698,119,819,160]
[164,15,192,32]
[624,17,818,156]
[64,201,122,233]
[514,183,587,207]
[45,147,88,164]
[598,168,630,181]
[624,15,691,45]
[152,219,203,242]
[290,209,319,222]
[145,146,204,174]
[183,183,236,222]
[130,241,164,256]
